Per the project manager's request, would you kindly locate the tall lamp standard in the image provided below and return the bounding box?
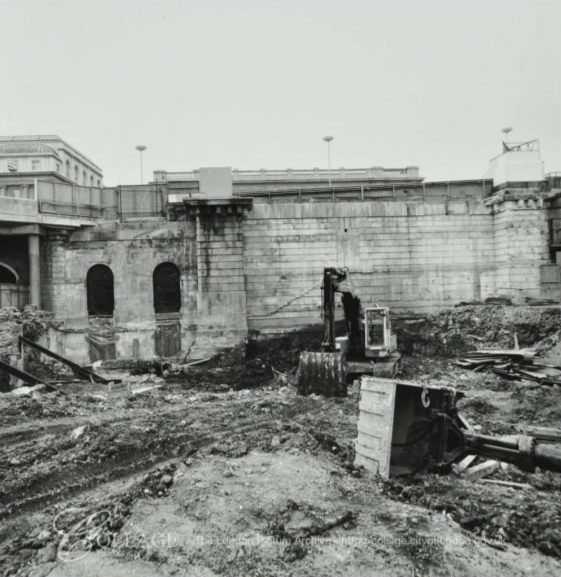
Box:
[323,136,334,188]
[135,145,147,184]
[501,127,513,147]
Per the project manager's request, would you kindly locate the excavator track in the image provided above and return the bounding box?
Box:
[370,352,402,379]
[297,352,347,397]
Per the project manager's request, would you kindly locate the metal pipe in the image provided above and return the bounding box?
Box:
[535,444,561,472]
[465,432,519,450]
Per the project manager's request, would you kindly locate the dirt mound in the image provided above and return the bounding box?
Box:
[178,333,322,391]
[395,305,561,358]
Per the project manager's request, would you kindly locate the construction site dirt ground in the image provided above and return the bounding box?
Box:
[1,307,561,577]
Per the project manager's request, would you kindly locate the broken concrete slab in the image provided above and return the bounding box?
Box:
[463,460,500,482]
[452,454,477,475]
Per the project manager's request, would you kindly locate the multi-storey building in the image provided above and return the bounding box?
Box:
[0,135,103,189]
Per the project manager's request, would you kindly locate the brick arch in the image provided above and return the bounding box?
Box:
[0,262,18,283]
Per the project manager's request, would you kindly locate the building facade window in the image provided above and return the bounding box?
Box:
[97,179,101,187]
[74,165,79,182]
[86,264,115,316]
[83,170,87,185]
[32,160,40,171]
[90,175,94,187]
[153,263,181,313]
[56,163,61,173]
[66,160,70,178]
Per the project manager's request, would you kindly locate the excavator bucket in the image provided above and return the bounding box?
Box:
[354,377,463,477]
[297,352,347,397]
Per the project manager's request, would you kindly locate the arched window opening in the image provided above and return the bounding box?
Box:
[97,179,101,187]
[74,165,79,182]
[65,160,70,178]
[153,263,181,313]
[90,175,94,187]
[0,264,18,284]
[83,170,87,185]
[86,264,114,316]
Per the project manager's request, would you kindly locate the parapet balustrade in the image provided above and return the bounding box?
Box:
[163,166,419,182]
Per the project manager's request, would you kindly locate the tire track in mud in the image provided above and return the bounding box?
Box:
[0,394,322,520]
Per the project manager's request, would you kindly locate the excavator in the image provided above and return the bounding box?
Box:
[298,267,401,397]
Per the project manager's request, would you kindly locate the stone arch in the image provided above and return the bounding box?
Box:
[86,264,114,316]
[153,262,181,313]
[0,262,18,283]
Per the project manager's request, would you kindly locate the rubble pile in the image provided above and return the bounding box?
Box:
[396,305,561,358]
[179,332,322,391]
[0,309,22,391]
[0,306,59,389]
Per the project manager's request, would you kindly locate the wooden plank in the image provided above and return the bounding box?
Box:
[0,358,66,395]
[479,479,532,490]
[19,336,112,383]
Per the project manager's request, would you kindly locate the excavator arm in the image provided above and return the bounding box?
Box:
[321,267,364,357]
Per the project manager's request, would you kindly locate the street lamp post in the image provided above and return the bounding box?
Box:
[323,136,334,188]
[501,127,513,145]
[135,145,147,184]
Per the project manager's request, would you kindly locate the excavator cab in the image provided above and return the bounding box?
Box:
[364,307,397,359]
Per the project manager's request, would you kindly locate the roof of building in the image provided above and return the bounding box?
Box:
[0,135,61,142]
[0,135,102,173]
[0,143,61,157]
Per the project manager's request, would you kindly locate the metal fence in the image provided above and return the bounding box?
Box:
[39,200,102,218]
[36,180,102,218]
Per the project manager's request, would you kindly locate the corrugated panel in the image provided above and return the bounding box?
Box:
[354,377,397,478]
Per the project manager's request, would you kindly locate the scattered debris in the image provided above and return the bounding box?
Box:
[457,348,561,386]
[2,311,561,576]
[456,348,536,370]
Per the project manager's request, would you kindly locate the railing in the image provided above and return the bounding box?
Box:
[36,180,103,219]
[39,200,101,218]
[164,171,199,180]
[163,166,420,182]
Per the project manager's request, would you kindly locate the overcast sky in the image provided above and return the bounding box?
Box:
[0,0,559,185]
